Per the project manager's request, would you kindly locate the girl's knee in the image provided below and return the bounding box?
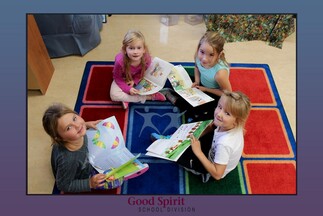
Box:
[110,93,119,101]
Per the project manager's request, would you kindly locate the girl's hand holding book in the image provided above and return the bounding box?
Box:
[190,135,203,156]
[85,120,102,130]
[191,82,199,88]
[90,173,106,189]
[130,87,140,95]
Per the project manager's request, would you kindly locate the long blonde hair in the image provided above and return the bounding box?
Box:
[194,31,228,66]
[121,30,150,82]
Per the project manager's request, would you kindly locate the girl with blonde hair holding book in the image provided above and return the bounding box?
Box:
[161,31,232,122]
[152,91,251,182]
[177,91,251,182]
[110,30,166,109]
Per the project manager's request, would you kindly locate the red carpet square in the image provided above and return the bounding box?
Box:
[83,65,116,104]
[79,105,128,135]
[230,67,276,106]
[243,161,296,194]
[243,108,294,158]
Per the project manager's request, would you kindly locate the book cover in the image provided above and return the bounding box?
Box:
[135,57,174,95]
[86,116,148,180]
[168,65,215,107]
[146,119,213,161]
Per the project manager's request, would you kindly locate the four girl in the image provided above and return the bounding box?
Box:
[43,29,251,191]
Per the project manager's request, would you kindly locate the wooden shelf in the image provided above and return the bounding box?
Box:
[27,14,54,94]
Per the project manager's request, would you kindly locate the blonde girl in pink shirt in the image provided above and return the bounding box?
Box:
[110,30,166,109]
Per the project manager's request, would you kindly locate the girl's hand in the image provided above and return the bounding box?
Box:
[191,82,199,88]
[190,135,202,155]
[90,173,106,189]
[86,120,102,130]
[130,87,139,95]
[195,85,207,92]
[127,80,135,87]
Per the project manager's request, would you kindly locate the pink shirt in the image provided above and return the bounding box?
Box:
[113,52,152,94]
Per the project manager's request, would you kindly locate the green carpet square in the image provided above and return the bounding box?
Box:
[185,163,245,194]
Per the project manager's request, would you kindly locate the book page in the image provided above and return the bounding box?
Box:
[168,65,192,90]
[86,116,146,176]
[146,120,213,161]
[146,139,191,161]
[176,88,215,107]
[168,65,215,107]
[135,78,159,95]
[104,154,142,179]
[135,57,174,95]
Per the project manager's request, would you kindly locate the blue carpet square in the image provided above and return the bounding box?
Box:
[121,159,185,194]
[126,103,184,154]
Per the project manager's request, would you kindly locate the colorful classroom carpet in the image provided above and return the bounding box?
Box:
[74,61,296,195]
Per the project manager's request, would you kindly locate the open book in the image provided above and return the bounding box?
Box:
[135,57,174,95]
[86,116,148,180]
[146,119,213,161]
[168,65,215,107]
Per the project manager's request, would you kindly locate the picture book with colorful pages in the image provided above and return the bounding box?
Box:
[146,119,213,161]
[168,65,215,107]
[86,116,149,180]
[135,57,174,95]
